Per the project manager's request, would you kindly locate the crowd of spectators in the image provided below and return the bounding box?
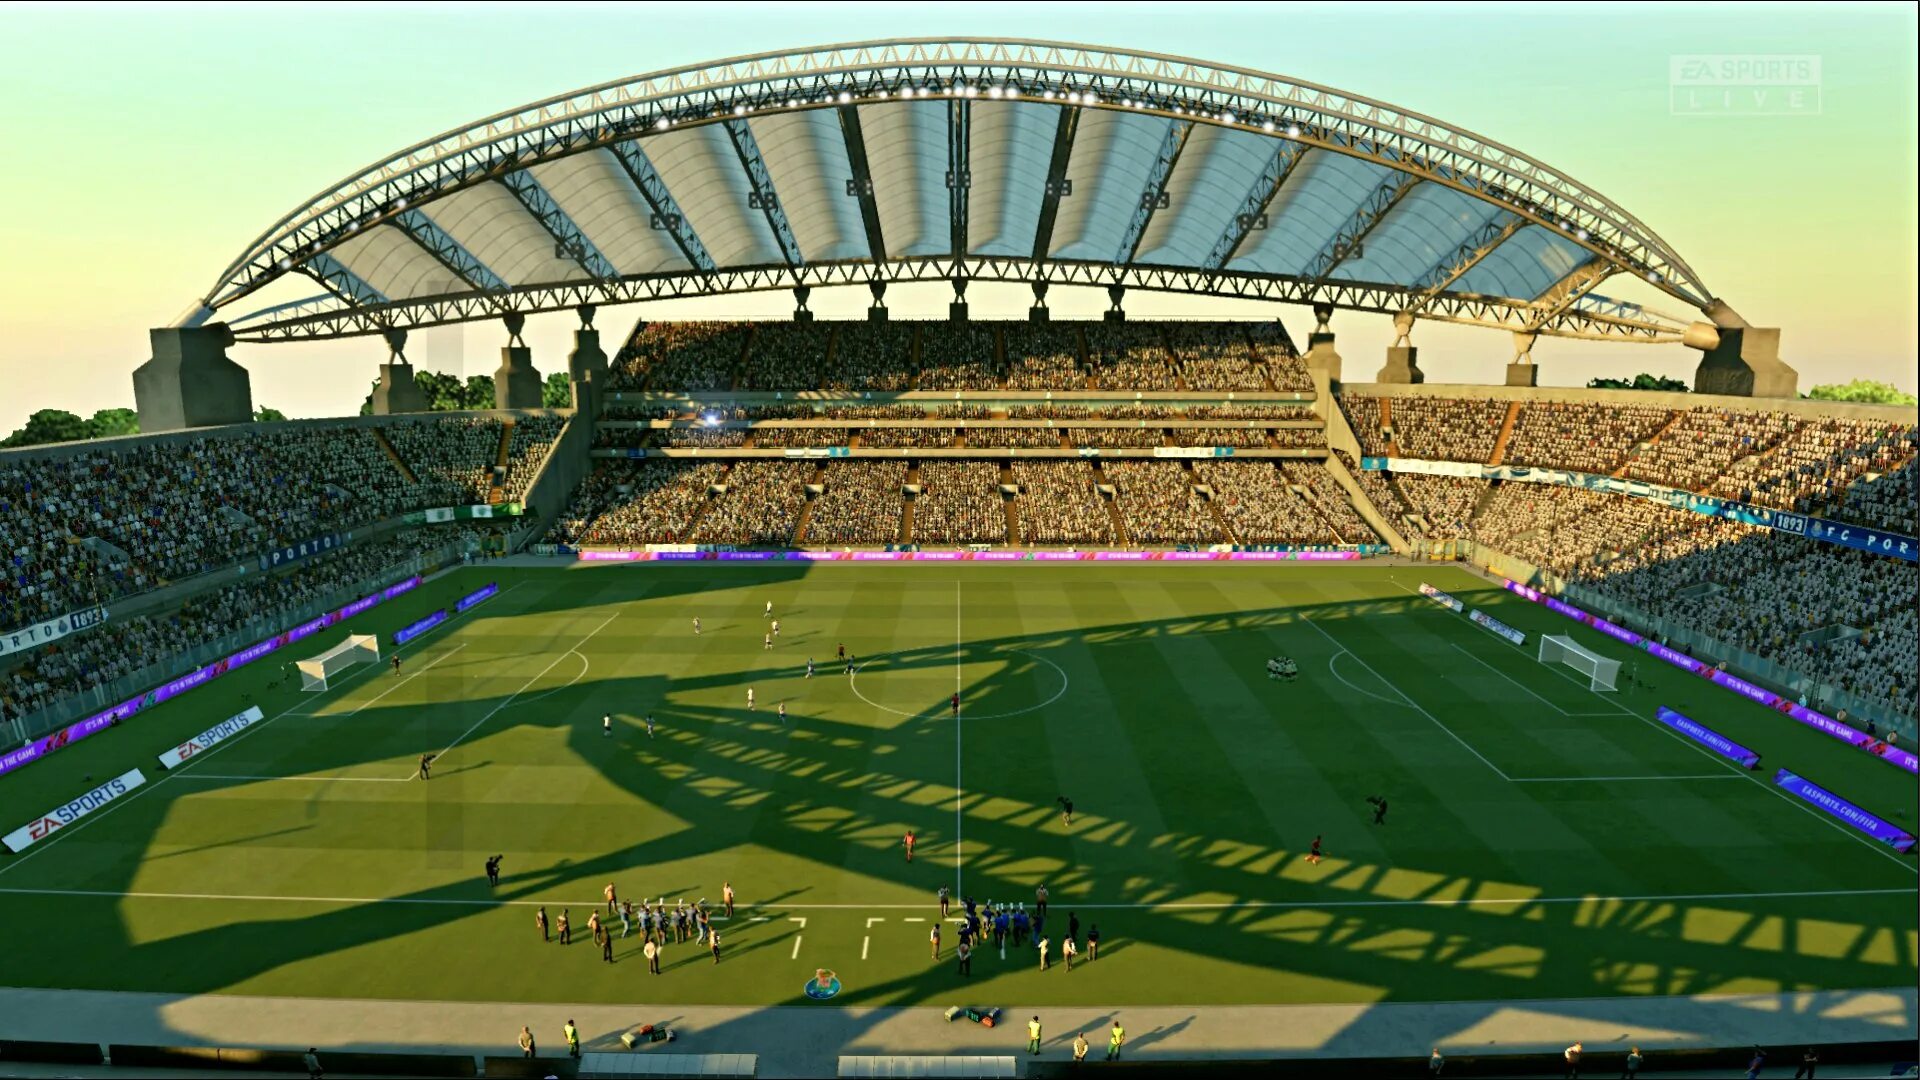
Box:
[1173,427,1270,448]
[832,323,917,391]
[1280,462,1380,543]
[1246,322,1313,392]
[917,324,999,390]
[805,462,905,545]
[1338,451,1412,525]
[1085,325,1178,390]
[1005,325,1086,390]
[738,324,830,390]
[1393,474,1486,539]
[690,461,813,545]
[1383,397,1506,462]
[1504,401,1671,475]
[1012,461,1116,544]
[1,525,486,724]
[1165,323,1270,391]
[614,322,750,391]
[747,427,852,449]
[0,421,512,633]
[1268,428,1329,449]
[1069,427,1166,449]
[1194,461,1339,545]
[964,427,1065,448]
[912,462,1007,544]
[1566,518,1917,716]
[383,416,504,503]
[1822,459,1914,534]
[1104,462,1224,545]
[857,426,957,448]
[548,461,724,547]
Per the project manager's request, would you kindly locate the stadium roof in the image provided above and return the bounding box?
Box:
[189,39,1723,345]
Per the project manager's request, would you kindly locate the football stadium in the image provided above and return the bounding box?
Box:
[1,27,1916,1080]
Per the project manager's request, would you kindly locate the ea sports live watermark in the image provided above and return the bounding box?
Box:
[1671,54,1821,116]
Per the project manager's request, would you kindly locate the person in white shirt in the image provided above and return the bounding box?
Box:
[746,688,755,710]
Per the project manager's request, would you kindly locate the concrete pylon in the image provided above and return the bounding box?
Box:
[566,305,608,415]
[1506,331,1539,387]
[494,313,543,410]
[1303,302,1342,383]
[1375,310,1423,384]
[133,321,252,432]
[1694,327,1797,398]
[371,328,428,414]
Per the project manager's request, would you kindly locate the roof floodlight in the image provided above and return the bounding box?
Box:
[1287,125,1301,137]
[1222,112,1236,123]
[278,258,291,270]
[900,87,913,98]
[656,118,671,130]
[733,105,747,116]
[838,91,852,103]
[1577,229,1589,241]
[1262,120,1275,132]
[965,85,978,97]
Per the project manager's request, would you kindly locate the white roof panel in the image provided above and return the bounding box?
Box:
[528,149,689,277]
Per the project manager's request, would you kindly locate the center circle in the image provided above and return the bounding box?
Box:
[850,648,1069,719]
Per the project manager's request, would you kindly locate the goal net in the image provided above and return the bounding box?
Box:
[1539,634,1620,692]
[296,634,380,692]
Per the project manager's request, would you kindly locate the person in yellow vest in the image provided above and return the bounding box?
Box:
[1027,1016,1042,1055]
[1107,1020,1125,1061]
[564,1019,580,1059]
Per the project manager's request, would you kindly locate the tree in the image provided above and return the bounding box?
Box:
[1,409,90,448]
[0,407,143,449]
[543,371,573,408]
[253,406,289,423]
[1588,373,1688,392]
[1805,379,1916,406]
[89,408,140,438]
[460,374,496,410]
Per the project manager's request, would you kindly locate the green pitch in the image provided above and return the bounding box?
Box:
[0,563,1912,1007]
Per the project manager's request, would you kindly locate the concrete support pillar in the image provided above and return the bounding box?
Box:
[866,280,888,322]
[1028,280,1050,323]
[494,347,542,409]
[1303,302,1342,383]
[1377,346,1424,384]
[133,323,252,432]
[493,313,541,410]
[949,277,969,323]
[372,362,429,414]
[566,306,608,417]
[1103,284,1126,323]
[1506,330,1537,386]
[1694,327,1797,397]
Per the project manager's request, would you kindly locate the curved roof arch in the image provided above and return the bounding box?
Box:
[191,39,1722,344]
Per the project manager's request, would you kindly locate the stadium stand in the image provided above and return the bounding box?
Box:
[1,525,489,724]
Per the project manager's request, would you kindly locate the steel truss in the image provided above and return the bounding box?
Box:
[231,255,1686,343]
[199,38,1717,348]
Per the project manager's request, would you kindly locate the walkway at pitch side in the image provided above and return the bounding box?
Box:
[0,988,1912,1078]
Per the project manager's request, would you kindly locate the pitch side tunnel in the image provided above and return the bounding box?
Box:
[133,38,1794,432]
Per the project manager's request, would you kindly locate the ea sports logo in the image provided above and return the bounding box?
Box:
[177,741,202,759]
[28,817,62,840]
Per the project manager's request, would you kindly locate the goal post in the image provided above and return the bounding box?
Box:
[296,634,380,692]
[1539,634,1620,692]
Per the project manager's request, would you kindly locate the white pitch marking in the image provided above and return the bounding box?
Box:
[172,774,410,784]
[346,643,468,717]
[0,580,529,879]
[1302,615,1512,780]
[1509,775,1743,783]
[0,885,1905,912]
[1449,642,1571,717]
[424,612,620,772]
[866,916,886,927]
[903,917,925,923]
[788,916,807,960]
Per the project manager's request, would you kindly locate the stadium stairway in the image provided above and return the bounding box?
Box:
[370,427,418,484]
[731,324,756,391]
[1612,410,1679,477]
[1203,485,1237,543]
[1000,466,1021,543]
[900,464,920,544]
[1093,463,1132,545]
[1321,453,1410,552]
[1488,400,1522,465]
